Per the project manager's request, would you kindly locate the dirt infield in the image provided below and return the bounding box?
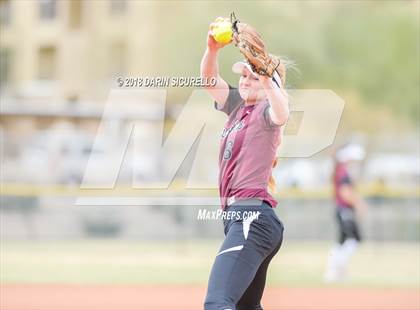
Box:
[1,285,419,310]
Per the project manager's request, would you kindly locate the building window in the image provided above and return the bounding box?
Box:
[38,46,57,80]
[0,48,10,88]
[39,0,56,20]
[110,0,126,15]
[69,0,82,29]
[0,0,11,25]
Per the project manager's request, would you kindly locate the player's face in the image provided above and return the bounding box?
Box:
[238,68,266,103]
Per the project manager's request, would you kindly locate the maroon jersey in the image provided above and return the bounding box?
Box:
[333,163,353,208]
[215,85,281,209]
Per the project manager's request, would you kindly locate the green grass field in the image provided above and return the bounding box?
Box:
[1,240,419,288]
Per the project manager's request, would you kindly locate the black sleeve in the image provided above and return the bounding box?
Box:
[214,84,243,116]
[262,102,282,129]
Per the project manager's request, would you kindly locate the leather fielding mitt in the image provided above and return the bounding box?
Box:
[231,12,281,78]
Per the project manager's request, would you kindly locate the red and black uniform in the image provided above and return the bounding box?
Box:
[204,85,284,310]
[216,85,281,210]
[333,163,361,244]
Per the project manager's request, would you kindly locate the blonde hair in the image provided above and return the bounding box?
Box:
[277,56,297,88]
[276,61,286,86]
[268,158,278,193]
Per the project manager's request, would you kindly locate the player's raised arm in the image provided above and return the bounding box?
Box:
[200,22,231,107]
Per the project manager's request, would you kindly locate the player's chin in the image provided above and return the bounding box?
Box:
[239,88,250,100]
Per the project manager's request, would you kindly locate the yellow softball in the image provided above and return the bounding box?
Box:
[212,19,233,44]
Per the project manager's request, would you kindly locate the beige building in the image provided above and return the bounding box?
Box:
[0,0,167,139]
[0,0,160,104]
[0,1,167,185]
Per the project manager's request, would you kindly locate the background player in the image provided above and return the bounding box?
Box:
[325,143,368,282]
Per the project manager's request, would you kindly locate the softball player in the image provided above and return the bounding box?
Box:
[325,143,367,282]
[200,24,289,310]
